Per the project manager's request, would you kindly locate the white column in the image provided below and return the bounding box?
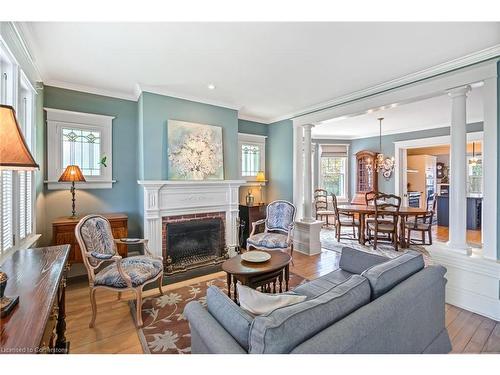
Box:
[302,124,315,223]
[292,124,304,219]
[481,77,498,260]
[447,85,471,254]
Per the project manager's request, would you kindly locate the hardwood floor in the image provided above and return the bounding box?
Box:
[65,249,499,354]
[433,225,482,246]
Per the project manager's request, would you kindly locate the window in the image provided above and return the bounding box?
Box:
[467,156,483,194]
[0,41,37,256]
[319,144,349,200]
[238,133,266,182]
[46,108,114,189]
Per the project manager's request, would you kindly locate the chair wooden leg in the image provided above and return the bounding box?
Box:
[89,287,97,328]
[428,229,433,245]
[407,228,411,245]
[158,272,164,296]
[289,244,294,266]
[373,233,377,250]
[394,230,398,252]
[352,226,355,237]
[336,223,341,242]
[135,288,144,328]
[421,231,425,244]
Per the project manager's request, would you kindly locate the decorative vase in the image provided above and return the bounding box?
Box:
[246,190,255,206]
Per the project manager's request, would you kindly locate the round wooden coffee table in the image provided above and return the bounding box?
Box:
[222,251,291,302]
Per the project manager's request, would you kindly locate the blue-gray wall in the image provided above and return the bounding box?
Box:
[267,120,294,202]
[138,92,239,180]
[238,119,268,137]
[42,86,141,244]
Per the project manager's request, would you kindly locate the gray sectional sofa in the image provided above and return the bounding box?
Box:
[184,247,452,354]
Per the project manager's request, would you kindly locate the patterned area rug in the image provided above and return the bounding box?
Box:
[320,227,431,262]
[131,272,306,354]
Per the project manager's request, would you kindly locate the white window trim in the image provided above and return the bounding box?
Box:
[45,108,115,189]
[318,143,350,203]
[238,132,267,185]
[0,38,40,260]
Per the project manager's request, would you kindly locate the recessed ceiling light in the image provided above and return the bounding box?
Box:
[367,109,374,114]
[207,83,216,90]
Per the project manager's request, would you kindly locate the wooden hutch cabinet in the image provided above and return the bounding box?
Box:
[352,150,378,205]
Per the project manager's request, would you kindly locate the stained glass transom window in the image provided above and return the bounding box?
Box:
[241,144,261,177]
[62,128,101,176]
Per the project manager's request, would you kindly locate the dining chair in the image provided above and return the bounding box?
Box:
[367,192,401,251]
[246,200,296,263]
[314,188,335,226]
[405,196,437,245]
[332,193,360,241]
[365,190,392,240]
[75,214,164,328]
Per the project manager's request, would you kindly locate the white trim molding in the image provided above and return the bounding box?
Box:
[272,45,500,124]
[428,243,500,321]
[45,107,115,189]
[138,180,245,258]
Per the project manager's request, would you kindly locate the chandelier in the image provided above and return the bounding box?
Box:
[468,141,481,166]
[368,117,395,180]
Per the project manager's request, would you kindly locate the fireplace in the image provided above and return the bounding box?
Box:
[162,212,229,275]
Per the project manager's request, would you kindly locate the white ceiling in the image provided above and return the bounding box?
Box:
[312,86,484,139]
[25,22,500,123]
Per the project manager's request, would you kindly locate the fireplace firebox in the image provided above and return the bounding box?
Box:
[162,212,228,275]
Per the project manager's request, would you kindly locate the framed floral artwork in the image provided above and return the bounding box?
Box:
[167,120,224,180]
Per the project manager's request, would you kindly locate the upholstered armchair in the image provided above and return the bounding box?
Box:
[246,200,296,262]
[75,214,164,328]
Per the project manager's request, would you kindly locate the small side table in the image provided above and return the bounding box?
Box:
[222,251,291,303]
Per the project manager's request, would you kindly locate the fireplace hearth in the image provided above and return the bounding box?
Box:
[162,212,228,275]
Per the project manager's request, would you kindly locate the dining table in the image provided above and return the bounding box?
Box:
[336,204,428,248]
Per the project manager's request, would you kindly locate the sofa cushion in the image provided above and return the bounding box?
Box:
[248,275,371,354]
[339,247,389,274]
[206,286,254,350]
[293,268,353,298]
[361,250,424,300]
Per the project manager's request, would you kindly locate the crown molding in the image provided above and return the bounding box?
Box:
[137,84,241,111]
[237,113,270,124]
[44,79,138,101]
[269,45,500,124]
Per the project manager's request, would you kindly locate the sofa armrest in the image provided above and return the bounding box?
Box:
[184,301,247,354]
[339,247,388,274]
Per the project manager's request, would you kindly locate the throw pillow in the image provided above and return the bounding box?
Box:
[237,284,306,315]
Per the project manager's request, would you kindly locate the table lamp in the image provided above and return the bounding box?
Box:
[256,171,266,205]
[58,165,86,218]
[0,105,39,318]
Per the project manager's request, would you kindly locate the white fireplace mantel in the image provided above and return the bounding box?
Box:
[138,180,245,258]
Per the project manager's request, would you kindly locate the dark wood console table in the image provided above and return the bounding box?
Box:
[0,245,70,354]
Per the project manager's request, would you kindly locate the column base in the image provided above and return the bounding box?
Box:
[293,220,323,256]
[446,240,472,256]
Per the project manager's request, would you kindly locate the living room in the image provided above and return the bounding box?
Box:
[1,2,500,373]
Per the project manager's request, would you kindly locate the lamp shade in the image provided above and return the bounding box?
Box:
[58,165,86,182]
[256,171,266,182]
[0,105,39,170]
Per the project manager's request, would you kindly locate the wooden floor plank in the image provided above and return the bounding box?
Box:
[65,248,498,354]
[463,317,497,353]
[450,312,484,353]
[483,323,500,353]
